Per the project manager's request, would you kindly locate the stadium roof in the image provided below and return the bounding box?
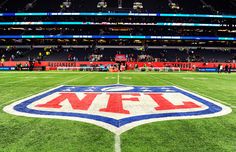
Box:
[0,0,236,14]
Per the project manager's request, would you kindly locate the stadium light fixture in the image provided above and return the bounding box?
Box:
[61,0,71,9]
[168,0,180,10]
[118,0,122,9]
[97,0,107,9]
[133,1,143,10]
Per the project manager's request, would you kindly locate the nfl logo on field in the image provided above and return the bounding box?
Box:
[4,85,231,135]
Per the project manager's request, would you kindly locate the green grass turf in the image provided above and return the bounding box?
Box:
[0,72,235,152]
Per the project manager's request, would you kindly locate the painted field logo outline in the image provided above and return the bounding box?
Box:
[3,85,232,135]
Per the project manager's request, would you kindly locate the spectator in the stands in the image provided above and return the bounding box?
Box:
[10,54,15,61]
[39,52,43,60]
[16,50,23,57]
[1,57,5,66]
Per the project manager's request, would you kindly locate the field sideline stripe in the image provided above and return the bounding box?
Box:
[0,74,89,107]
[148,74,236,108]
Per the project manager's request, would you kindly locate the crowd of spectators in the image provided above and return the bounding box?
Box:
[1,47,236,64]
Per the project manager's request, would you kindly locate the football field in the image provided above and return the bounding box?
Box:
[0,71,235,152]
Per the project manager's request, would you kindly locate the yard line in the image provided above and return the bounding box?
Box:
[148,74,236,108]
[115,72,121,152]
[0,77,38,86]
[0,75,19,78]
[60,74,89,85]
[115,134,121,152]
[117,72,120,84]
[0,74,89,107]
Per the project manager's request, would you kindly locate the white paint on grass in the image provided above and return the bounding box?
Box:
[149,74,235,108]
[0,74,89,107]
[60,74,89,84]
[105,77,116,80]
[0,78,37,86]
[23,76,55,79]
[101,86,134,92]
[182,77,195,80]
[115,135,121,152]
[117,72,120,84]
[122,77,132,80]
[198,78,209,80]
[182,77,209,80]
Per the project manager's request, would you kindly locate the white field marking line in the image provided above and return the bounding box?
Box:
[0,75,20,78]
[115,134,121,152]
[231,106,236,109]
[60,74,89,84]
[105,77,116,79]
[117,72,120,84]
[115,72,121,152]
[121,77,132,80]
[0,77,38,86]
[0,74,89,107]
[148,74,236,108]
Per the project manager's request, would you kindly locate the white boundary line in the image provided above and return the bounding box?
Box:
[148,74,236,108]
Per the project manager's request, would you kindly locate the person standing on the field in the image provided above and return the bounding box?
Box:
[219,64,223,73]
[217,64,221,73]
[229,64,232,74]
[225,64,228,73]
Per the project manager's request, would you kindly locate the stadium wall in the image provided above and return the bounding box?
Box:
[1,61,236,71]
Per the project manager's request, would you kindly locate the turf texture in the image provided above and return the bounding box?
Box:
[0,71,235,152]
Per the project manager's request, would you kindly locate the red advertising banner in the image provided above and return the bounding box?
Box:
[1,61,236,71]
[115,54,127,62]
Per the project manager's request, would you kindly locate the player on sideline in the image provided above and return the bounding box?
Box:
[228,64,232,74]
